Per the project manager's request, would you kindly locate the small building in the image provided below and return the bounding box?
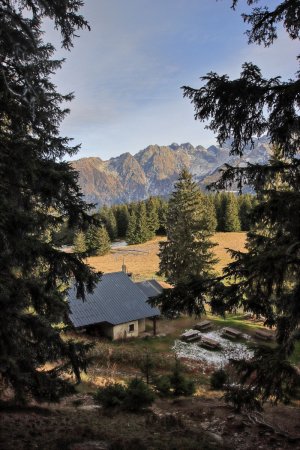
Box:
[135,279,165,336]
[135,279,164,299]
[68,272,160,340]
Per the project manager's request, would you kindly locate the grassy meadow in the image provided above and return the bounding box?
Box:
[87,231,247,280]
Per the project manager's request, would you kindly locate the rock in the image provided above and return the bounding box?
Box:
[70,441,109,450]
[78,405,102,411]
[205,431,224,446]
[200,421,210,430]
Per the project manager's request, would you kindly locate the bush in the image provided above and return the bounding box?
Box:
[139,352,155,385]
[94,379,155,411]
[94,382,127,408]
[154,375,172,397]
[169,359,195,397]
[124,378,155,411]
[223,385,262,412]
[210,368,228,390]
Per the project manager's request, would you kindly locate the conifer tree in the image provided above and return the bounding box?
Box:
[126,208,138,245]
[126,202,151,244]
[0,0,98,402]
[114,204,130,238]
[223,193,241,232]
[132,202,150,244]
[182,0,300,404]
[202,195,218,232]
[146,197,160,239]
[86,226,111,256]
[73,230,88,254]
[158,169,217,286]
[214,192,226,231]
[98,205,118,240]
[136,201,151,243]
[238,194,255,231]
[157,198,168,235]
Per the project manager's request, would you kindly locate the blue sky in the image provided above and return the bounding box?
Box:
[47,0,299,160]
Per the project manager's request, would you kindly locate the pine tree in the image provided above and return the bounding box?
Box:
[158,169,217,286]
[126,208,138,245]
[146,197,160,239]
[202,194,217,232]
[214,192,226,231]
[125,202,151,244]
[223,193,241,232]
[86,226,111,256]
[98,205,117,240]
[182,1,300,404]
[238,194,255,231]
[73,230,88,253]
[98,226,111,255]
[0,1,98,403]
[157,198,168,235]
[114,204,130,238]
[135,201,150,243]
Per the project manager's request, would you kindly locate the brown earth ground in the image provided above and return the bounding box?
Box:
[1,396,300,450]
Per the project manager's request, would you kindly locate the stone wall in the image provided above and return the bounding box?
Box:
[112,320,139,340]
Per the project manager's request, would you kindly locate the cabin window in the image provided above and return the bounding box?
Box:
[129,323,134,332]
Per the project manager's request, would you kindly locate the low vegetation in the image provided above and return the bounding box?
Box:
[210,369,228,391]
[94,378,155,411]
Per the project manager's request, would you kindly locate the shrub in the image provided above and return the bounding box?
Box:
[139,352,155,385]
[169,359,195,397]
[72,399,83,408]
[210,368,228,390]
[154,375,172,397]
[124,378,155,411]
[223,385,262,412]
[93,382,127,408]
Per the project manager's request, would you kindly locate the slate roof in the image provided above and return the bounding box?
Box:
[68,271,160,328]
[135,279,164,299]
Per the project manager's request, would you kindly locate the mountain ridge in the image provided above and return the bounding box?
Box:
[72,138,271,207]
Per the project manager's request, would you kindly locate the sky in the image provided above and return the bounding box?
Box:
[46,0,299,160]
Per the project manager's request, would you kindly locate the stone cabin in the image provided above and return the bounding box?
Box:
[68,271,160,340]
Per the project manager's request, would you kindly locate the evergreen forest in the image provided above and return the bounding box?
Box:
[54,192,256,250]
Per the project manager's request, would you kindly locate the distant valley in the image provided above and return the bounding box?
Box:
[72,137,271,207]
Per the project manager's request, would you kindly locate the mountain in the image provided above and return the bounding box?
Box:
[71,138,271,207]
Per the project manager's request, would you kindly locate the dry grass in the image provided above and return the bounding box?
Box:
[87,232,247,280]
[211,232,246,274]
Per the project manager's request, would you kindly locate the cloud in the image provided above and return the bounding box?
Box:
[43,1,297,160]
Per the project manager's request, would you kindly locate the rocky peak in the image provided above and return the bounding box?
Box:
[72,137,270,206]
